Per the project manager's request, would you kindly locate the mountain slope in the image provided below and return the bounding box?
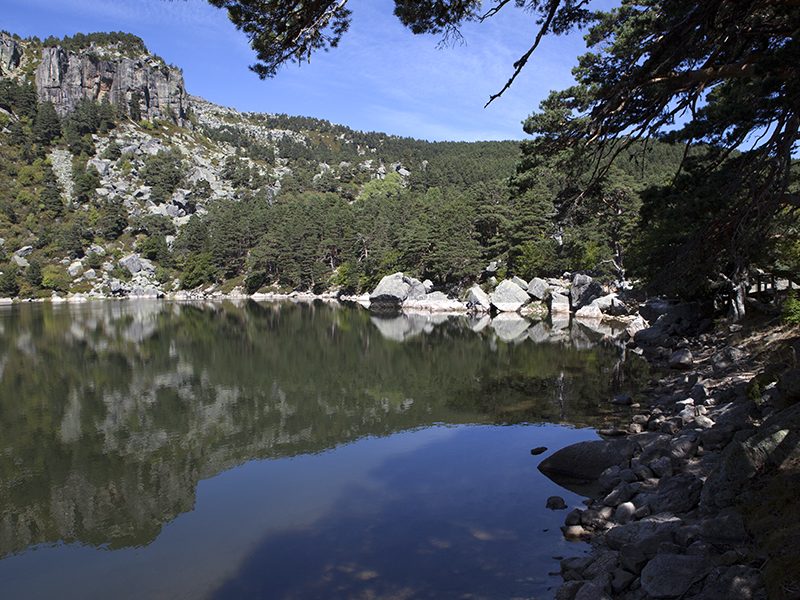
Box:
[0,31,523,299]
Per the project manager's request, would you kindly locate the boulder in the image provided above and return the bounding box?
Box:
[641,554,713,598]
[573,582,612,600]
[701,405,800,510]
[11,254,29,268]
[88,158,111,177]
[526,277,549,300]
[590,293,628,315]
[668,348,694,369]
[402,292,463,312]
[538,437,639,482]
[465,285,491,311]
[777,368,800,401]
[575,305,603,320]
[405,276,427,300]
[611,393,633,406]
[691,565,762,600]
[625,315,648,338]
[370,272,409,306]
[490,279,530,312]
[604,514,684,551]
[68,260,83,278]
[633,323,671,347]
[546,496,568,510]
[511,275,528,290]
[119,254,142,274]
[649,473,703,513]
[549,292,571,315]
[570,273,602,310]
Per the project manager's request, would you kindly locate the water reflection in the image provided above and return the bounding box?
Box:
[0,300,650,599]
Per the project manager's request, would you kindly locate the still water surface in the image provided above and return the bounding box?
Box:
[0,300,649,600]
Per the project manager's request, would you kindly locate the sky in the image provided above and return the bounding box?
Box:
[3,0,595,142]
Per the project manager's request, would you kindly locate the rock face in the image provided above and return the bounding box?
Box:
[0,33,22,76]
[35,45,187,122]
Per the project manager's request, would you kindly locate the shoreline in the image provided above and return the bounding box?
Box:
[540,303,798,600]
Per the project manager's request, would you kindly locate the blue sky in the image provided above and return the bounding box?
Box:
[4,0,594,142]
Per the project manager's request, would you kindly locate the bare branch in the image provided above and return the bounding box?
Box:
[485,0,561,106]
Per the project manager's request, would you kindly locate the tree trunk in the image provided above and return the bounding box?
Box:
[729,264,749,322]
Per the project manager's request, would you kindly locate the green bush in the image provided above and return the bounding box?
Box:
[84,251,104,270]
[41,266,68,292]
[110,264,132,282]
[782,292,800,326]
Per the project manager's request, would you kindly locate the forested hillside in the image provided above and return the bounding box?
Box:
[3,29,793,304]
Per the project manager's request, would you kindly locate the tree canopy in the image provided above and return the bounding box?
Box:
[206,0,798,315]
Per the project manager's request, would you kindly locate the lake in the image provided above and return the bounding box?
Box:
[0,300,650,600]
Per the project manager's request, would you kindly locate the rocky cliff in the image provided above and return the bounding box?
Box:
[34,42,187,123]
[0,33,22,76]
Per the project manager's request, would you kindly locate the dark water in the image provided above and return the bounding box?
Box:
[0,300,650,600]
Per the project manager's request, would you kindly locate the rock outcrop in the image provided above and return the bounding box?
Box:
[0,33,22,76]
[35,44,187,123]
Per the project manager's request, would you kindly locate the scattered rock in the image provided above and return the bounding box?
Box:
[547,496,568,510]
[668,348,694,369]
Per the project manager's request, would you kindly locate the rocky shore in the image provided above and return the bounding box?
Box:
[537,300,800,600]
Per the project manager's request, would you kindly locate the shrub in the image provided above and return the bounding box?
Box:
[84,251,104,270]
[783,292,800,327]
[110,264,132,282]
[41,266,69,292]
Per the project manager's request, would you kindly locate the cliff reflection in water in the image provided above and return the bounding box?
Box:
[0,300,649,559]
